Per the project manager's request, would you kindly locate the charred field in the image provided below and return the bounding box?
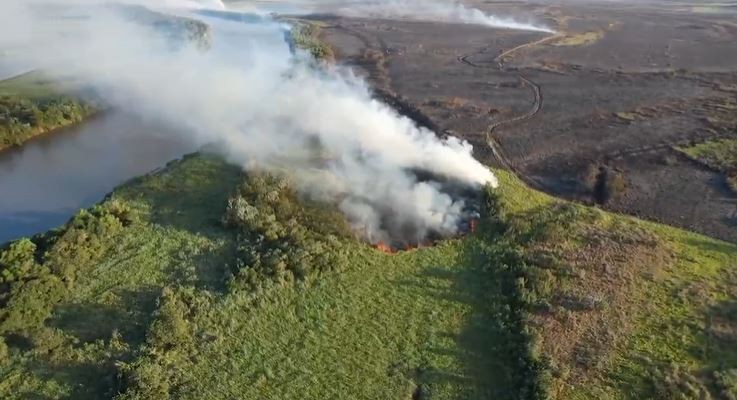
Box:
[310,0,737,243]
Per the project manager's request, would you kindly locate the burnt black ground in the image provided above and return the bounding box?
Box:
[303,0,737,242]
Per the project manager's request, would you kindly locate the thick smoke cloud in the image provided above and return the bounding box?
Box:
[0,0,497,244]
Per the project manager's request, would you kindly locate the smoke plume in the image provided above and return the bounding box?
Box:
[330,0,554,32]
[0,0,497,244]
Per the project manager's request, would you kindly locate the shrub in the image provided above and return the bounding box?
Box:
[222,172,348,290]
[147,287,193,351]
[0,239,47,284]
[650,364,712,400]
[289,23,335,61]
[715,369,737,400]
[592,166,627,204]
[45,201,132,283]
[115,359,171,400]
[0,94,95,148]
[115,287,202,400]
[0,275,66,334]
[0,337,8,364]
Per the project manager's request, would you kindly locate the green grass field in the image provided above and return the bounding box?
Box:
[1,153,736,399]
[493,170,737,399]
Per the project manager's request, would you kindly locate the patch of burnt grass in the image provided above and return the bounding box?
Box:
[373,89,440,132]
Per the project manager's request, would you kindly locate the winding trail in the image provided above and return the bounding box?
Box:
[325,20,558,186]
[457,32,561,184]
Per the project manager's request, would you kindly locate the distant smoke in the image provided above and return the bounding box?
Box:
[0,0,497,244]
[149,0,225,10]
[326,0,553,32]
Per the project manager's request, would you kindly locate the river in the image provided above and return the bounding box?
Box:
[0,111,197,244]
[0,7,295,244]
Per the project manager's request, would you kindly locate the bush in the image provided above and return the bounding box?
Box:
[0,199,135,341]
[115,287,201,400]
[0,336,9,364]
[0,94,95,148]
[289,23,335,61]
[116,359,172,400]
[222,172,348,290]
[0,239,47,284]
[0,275,66,335]
[147,287,193,351]
[715,369,737,400]
[650,364,712,400]
[45,201,133,283]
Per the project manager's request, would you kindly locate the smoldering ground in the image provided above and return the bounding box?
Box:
[0,0,498,244]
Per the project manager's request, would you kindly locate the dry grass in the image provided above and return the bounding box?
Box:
[553,31,604,47]
[528,221,671,397]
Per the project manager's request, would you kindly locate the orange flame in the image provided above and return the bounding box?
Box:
[374,241,395,254]
[374,240,438,254]
[469,219,478,233]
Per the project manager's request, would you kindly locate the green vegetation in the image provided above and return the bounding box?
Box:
[116,168,547,400]
[0,6,211,152]
[678,138,737,172]
[287,21,335,61]
[0,152,735,399]
[0,72,97,150]
[492,169,737,399]
[118,4,212,50]
[0,153,241,399]
[677,138,737,192]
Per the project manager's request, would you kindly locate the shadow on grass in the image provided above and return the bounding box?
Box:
[18,288,162,400]
[27,358,120,400]
[121,153,243,292]
[120,152,242,238]
[400,235,535,400]
[706,298,737,368]
[47,288,159,344]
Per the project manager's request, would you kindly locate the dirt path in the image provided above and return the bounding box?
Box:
[457,32,559,185]
[324,19,554,186]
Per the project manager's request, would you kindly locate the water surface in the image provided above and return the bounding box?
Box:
[0,111,197,243]
[0,9,291,244]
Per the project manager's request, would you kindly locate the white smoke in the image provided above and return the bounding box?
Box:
[0,0,497,244]
[291,0,554,33]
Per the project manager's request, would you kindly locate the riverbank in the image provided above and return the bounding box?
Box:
[0,71,98,151]
[0,110,197,244]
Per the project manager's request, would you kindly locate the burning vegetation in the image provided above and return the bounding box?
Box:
[364,169,484,253]
[222,168,485,257]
